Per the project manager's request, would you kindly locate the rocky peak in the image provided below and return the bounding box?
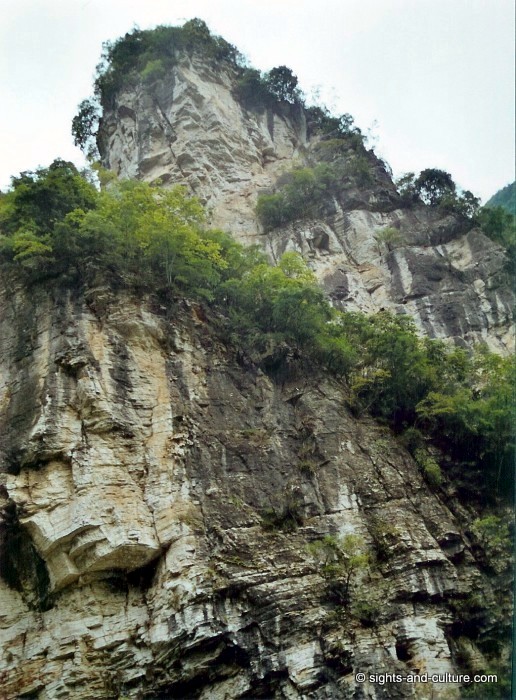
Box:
[99,50,310,239]
[98,46,514,353]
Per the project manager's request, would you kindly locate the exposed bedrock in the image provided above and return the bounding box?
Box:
[0,284,508,698]
[98,53,514,353]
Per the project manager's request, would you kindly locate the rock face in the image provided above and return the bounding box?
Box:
[0,283,509,699]
[98,53,514,353]
[1,44,512,700]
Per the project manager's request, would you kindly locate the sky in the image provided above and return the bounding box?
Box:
[1,0,514,202]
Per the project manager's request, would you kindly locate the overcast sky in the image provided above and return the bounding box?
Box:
[1,0,514,201]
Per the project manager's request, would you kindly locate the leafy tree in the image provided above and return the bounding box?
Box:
[346,312,434,426]
[395,172,419,204]
[235,68,271,110]
[416,348,515,491]
[414,168,456,205]
[265,66,301,104]
[0,159,96,237]
[71,99,101,159]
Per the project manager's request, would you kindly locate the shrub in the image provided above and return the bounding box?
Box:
[255,160,361,231]
[141,58,166,83]
[307,534,370,606]
[235,68,272,110]
[374,226,404,253]
[414,448,442,487]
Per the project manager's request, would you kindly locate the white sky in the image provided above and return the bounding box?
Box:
[1,0,514,201]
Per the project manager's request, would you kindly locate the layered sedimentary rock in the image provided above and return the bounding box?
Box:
[0,283,509,698]
[98,53,513,353]
[1,43,512,700]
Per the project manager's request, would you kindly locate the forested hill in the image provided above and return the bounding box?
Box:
[486,181,516,215]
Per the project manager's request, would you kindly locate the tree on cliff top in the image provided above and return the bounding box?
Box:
[414,168,456,205]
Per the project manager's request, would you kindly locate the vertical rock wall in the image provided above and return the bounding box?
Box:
[98,54,514,353]
[0,283,509,698]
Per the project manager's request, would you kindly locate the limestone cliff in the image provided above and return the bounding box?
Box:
[1,29,513,700]
[0,282,510,699]
[98,52,513,353]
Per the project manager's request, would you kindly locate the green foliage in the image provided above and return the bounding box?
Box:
[350,598,381,626]
[476,205,515,268]
[305,107,361,139]
[414,448,442,487]
[414,168,456,205]
[256,157,372,231]
[486,181,515,215]
[307,534,370,606]
[416,348,515,493]
[71,99,101,159]
[404,169,480,218]
[0,165,225,295]
[94,19,242,106]
[374,226,404,253]
[367,517,400,563]
[140,58,166,83]
[261,494,304,531]
[395,172,419,204]
[347,312,435,425]
[265,66,300,104]
[470,515,511,553]
[234,68,273,110]
[0,159,96,237]
[235,65,304,111]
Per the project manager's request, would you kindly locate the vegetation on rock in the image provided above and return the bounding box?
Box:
[73,19,363,164]
[0,160,513,504]
[486,181,515,216]
[256,141,372,232]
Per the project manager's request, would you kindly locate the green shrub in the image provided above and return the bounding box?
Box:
[374,226,405,253]
[351,598,382,627]
[255,160,358,231]
[368,517,399,562]
[414,448,442,487]
[307,534,370,606]
[141,58,166,83]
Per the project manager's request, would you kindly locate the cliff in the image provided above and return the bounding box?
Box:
[0,24,513,700]
[98,52,513,353]
[0,283,510,699]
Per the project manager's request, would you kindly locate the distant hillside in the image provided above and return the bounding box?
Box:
[486,181,516,214]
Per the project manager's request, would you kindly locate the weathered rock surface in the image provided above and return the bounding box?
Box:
[99,53,514,353]
[0,283,508,698]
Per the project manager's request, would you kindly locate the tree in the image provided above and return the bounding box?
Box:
[307,534,370,606]
[1,159,97,237]
[414,168,456,205]
[395,172,419,204]
[71,99,101,159]
[265,66,300,104]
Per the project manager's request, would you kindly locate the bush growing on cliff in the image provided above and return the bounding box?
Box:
[307,534,370,606]
[255,157,372,232]
[476,205,516,269]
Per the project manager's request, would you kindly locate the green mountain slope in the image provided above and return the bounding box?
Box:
[486,181,516,214]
